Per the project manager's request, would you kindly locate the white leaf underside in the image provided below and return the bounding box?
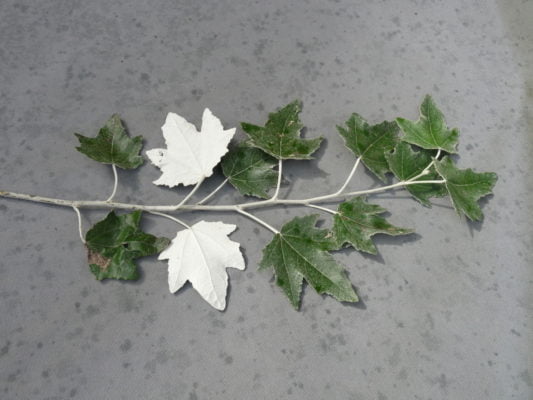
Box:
[158,220,245,310]
[147,108,236,187]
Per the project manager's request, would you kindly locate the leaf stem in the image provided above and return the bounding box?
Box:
[148,211,190,229]
[336,157,361,195]
[271,159,283,200]
[177,177,205,207]
[235,207,279,234]
[106,164,119,202]
[197,178,228,205]
[72,206,86,244]
[305,203,337,215]
[304,203,338,215]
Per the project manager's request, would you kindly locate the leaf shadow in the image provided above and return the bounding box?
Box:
[342,295,367,310]
[466,193,494,235]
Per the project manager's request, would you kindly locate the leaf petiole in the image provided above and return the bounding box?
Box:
[106,164,119,202]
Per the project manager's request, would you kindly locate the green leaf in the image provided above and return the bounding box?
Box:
[337,114,399,181]
[385,142,447,206]
[85,210,170,280]
[332,197,413,254]
[396,95,459,153]
[75,114,144,169]
[434,157,497,221]
[241,100,323,160]
[260,214,358,309]
[221,144,278,199]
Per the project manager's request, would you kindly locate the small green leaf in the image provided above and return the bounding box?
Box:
[221,144,278,199]
[85,210,170,280]
[241,100,323,160]
[260,215,358,309]
[75,114,144,169]
[332,197,413,254]
[337,114,399,181]
[434,157,497,221]
[396,95,459,153]
[385,142,447,206]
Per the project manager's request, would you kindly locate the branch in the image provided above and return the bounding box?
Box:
[0,179,445,212]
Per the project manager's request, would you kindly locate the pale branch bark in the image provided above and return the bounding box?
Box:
[0,179,446,213]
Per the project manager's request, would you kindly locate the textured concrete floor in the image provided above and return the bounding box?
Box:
[0,1,531,399]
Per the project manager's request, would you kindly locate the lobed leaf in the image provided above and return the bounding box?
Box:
[241,100,323,160]
[75,114,144,169]
[337,114,399,181]
[332,197,413,254]
[221,144,278,199]
[260,214,358,309]
[385,142,447,206]
[396,95,459,153]
[434,156,497,221]
[146,109,235,187]
[85,210,170,280]
[159,220,245,311]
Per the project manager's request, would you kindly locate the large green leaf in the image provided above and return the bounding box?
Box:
[260,215,358,309]
[85,210,170,280]
[241,100,323,160]
[385,142,447,206]
[337,114,399,181]
[221,144,278,199]
[396,95,459,153]
[75,114,144,169]
[434,157,497,221]
[333,197,413,254]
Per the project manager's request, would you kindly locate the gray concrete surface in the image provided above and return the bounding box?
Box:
[0,1,531,399]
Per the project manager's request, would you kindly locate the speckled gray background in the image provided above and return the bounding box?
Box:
[0,1,531,399]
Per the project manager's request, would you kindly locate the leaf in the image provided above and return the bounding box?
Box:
[241,100,323,160]
[146,109,236,187]
[85,211,170,281]
[221,144,278,199]
[385,142,447,206]
[260,215,358,309]
[337,114,399,181]
[396,95,459,153]
[434,156,497,221]
[332,197,413,254]
[75,114,144,169]
[158,221,245,311]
